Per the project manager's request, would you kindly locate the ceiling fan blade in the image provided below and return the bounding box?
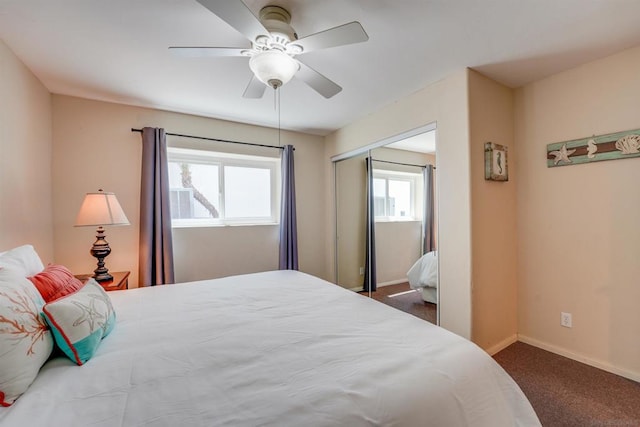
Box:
[195,0,268,43]
[168,47,246,57]
[242,75,267,98]
[295,60,342,99]
[295,22,369,54]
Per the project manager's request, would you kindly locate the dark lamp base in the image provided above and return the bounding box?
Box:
[93,272,114,282]
[90,226,113,283]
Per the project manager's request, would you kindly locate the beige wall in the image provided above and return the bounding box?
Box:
[325,71,472,338]
[0,40,54,261]
[375,221,422,285]
[515,45,640,380]
[468,70,518,353]
[51,95,326,287]
[334,154,366,289]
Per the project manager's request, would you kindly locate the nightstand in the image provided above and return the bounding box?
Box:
[74,271,130,291]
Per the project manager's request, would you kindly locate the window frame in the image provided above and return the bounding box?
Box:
[373,169,421,222]
[167,147,280,227]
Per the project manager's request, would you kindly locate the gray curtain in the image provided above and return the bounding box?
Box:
[364,156,377,292]
[278,145,298,270]
[423,164,435,254]
[139,127,175,286]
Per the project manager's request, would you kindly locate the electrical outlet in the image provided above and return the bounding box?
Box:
[359,267,364,276]
[561,312,572,328]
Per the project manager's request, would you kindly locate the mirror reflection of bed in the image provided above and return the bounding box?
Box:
[407,251,438,304]
[334,128,438,324]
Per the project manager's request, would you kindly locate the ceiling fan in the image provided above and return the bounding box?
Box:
[170,0,369,99]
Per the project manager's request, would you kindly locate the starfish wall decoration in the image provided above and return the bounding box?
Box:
[549,143,577,165]
[547,128,640,168]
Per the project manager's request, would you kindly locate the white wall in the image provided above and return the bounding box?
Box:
[51,95,326,287]
[0,39,54,261]
[515,45,640,380]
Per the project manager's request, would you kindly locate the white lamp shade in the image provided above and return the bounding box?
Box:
[75,190,130,226]
[249,50,299,87]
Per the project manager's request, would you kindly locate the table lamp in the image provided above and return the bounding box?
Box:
[75,189,130,282]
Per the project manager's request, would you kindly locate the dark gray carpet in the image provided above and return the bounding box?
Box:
[494,341,640,426]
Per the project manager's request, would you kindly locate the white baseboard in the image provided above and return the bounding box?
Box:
[377,278,408,287]
[518,334,640,383]
[485,334,518,356]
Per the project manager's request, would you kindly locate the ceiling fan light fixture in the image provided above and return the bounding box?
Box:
[249,50,299,89]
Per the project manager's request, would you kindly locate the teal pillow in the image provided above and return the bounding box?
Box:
[42,279,116,365]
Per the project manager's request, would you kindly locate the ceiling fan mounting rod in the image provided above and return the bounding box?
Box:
[260,6,291,23]
[261,6,293,35]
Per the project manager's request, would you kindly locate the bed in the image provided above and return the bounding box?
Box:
[1,261,539,425]
[407,251,438,303]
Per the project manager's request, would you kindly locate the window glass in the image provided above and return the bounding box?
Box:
[167,148,279,226]
[169,162,220,219]
[224,166,271,218]
[388,179,411,217]
[373,178,387,217]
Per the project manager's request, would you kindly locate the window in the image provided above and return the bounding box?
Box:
[167,147,280,226]
[373,170,421,221]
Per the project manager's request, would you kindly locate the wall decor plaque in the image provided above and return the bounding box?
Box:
[485,142,508,181]
[547,128,640,168]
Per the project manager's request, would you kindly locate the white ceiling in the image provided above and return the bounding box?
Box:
[387,131,436,154]
[1,0,640,136]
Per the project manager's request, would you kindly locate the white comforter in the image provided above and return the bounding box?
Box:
[407,251,438,289]
[0,270,539,426]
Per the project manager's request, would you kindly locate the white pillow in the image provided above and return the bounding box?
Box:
[0,245,45,277]
[0,268,54,405]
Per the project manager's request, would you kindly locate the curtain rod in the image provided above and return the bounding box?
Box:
[371,158,435,169]
[131,128,286,150]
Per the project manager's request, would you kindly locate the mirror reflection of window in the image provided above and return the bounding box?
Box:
[389,179,410,217]
[373,170,420,221]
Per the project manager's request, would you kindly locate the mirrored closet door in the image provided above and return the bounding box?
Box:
[334,152,368,292]
[333,128,438,324]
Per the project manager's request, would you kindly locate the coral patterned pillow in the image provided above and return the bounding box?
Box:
[0,268,54,406]
[43,279,116,365]
[28,264,84,302]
